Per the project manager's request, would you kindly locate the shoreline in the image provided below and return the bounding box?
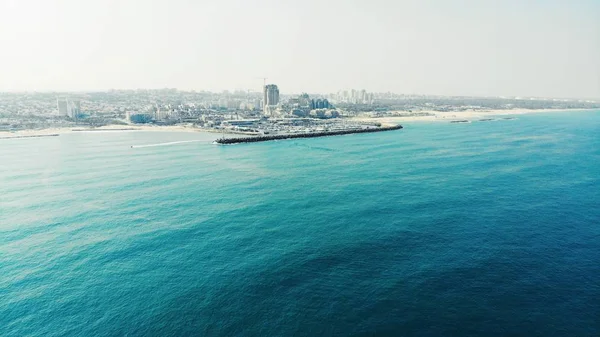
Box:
[348,108,597,124]
[0,124,219,139]
[1,108,596,139]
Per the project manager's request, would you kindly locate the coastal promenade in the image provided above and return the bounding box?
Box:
[215,125,403,144]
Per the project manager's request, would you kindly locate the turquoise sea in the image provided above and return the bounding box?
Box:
[1,111,599,336]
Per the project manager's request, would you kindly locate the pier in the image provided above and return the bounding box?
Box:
[215,125,403,144]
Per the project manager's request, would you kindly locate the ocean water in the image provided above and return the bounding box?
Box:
[1,111,599,336]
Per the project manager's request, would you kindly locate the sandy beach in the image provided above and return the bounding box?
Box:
[349,108,596,124]
[0,124,215,139]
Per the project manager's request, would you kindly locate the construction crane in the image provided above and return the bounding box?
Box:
[254,77,268,89]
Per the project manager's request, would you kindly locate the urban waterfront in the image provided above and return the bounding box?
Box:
[1,111,599,336]
[2,89,599,137]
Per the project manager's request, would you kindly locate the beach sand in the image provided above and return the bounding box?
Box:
[0,124,213,139]
[348,108,595,125]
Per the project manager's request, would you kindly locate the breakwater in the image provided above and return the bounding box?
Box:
[215,125,403,144]
[0,133,59,140]
[72,128,139,132]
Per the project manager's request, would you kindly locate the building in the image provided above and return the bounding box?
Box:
[227,100,239,110]
[309,109,340,119]
[57,98,68,116]
[57,98,80,118]
[310,98,331,110]
[263,84,280,115]
[67,100,81,118]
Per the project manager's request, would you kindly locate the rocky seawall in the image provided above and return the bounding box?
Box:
[215,125,403,144]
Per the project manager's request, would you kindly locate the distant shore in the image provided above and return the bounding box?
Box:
[349,108,597,124]
[1,108,596,140]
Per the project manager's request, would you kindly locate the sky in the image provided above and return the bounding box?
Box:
[0,0,599,98]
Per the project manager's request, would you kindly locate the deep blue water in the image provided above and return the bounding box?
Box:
[1,111,599,336]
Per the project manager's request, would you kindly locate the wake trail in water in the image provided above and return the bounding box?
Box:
[131,140,207,148]
[291,142,337,152]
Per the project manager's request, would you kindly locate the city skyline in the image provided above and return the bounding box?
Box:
[1,0,599,99]
[2,87,598,102]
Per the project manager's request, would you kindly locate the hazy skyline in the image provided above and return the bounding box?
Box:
[1,0,599,98]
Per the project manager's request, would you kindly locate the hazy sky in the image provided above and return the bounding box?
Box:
[1,0,599,98]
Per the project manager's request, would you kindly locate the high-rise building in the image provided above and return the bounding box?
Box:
[316,99,324,109]
[57,98,81,118]
[263,87,268,109]
[299,93,311,109]
[263,84,279,115]
[67,100,81,118]
[57,98,68,116]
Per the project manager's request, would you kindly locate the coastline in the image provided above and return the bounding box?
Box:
[349,108,597,124]
[1,108,595,140]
